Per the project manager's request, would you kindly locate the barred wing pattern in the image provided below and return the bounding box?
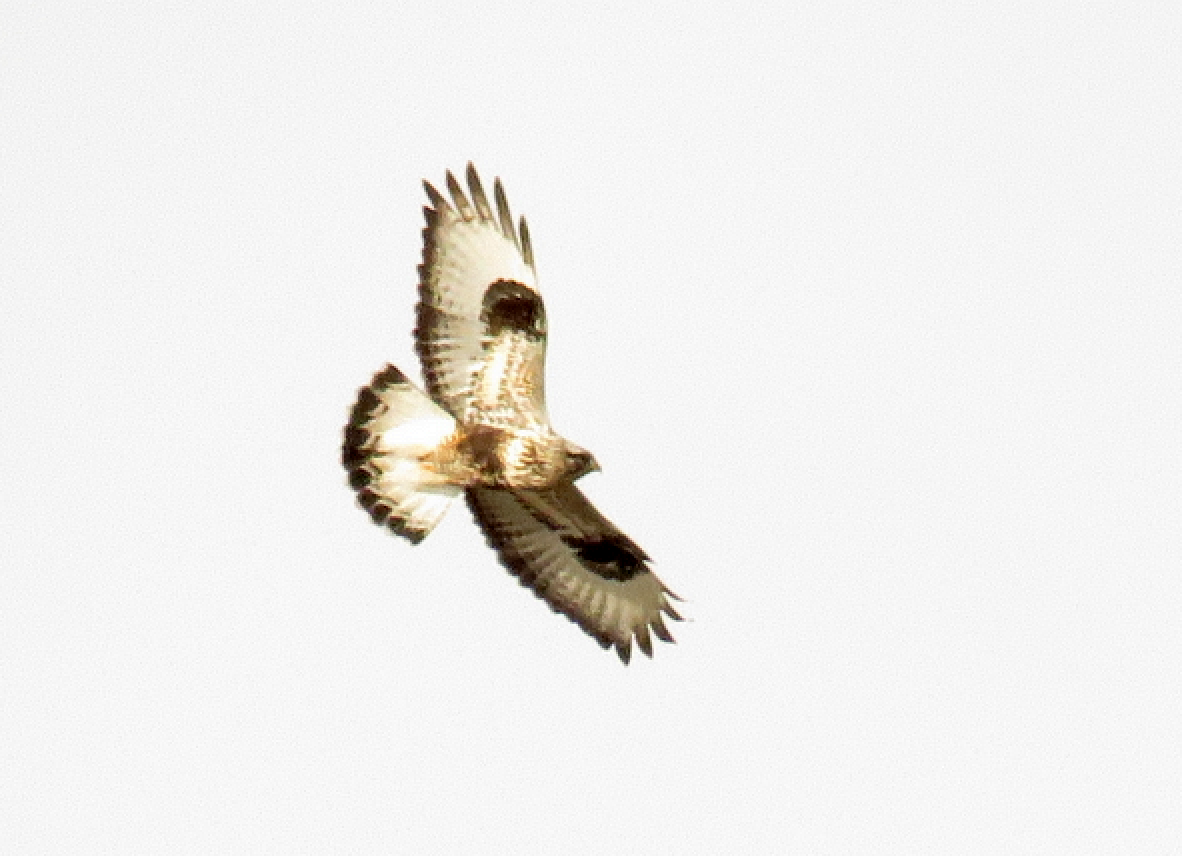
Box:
[466,484,680,663]
[417,164,548,429]
[345,164,682,663]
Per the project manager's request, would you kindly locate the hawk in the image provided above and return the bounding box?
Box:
[343,164,681,662]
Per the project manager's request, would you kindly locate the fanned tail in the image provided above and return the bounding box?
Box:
[343,365,460,543]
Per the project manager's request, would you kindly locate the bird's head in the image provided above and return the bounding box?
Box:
[564,443,601,481]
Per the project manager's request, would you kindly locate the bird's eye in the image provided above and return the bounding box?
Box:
[567,451,593,477]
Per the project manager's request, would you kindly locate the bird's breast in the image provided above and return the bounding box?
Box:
[436,424,568,489]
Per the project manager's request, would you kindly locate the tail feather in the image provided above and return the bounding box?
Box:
[343,365,460,543]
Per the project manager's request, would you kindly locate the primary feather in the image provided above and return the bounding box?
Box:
[345,164,681,662]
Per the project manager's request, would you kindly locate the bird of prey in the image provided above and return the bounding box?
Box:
[342,164,681,663]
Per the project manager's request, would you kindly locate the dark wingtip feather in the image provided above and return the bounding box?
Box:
[519,217,534,269]
[651,614,675,644]
[445,170,472,217]
[615,639,633,665]
[635,625,654,659]
[423,180,448,212]
[493,177,519,249]
[465,162,492,220]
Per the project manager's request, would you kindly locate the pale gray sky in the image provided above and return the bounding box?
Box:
[3,2,1180,853]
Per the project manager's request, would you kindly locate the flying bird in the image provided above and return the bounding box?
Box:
[343,164,680,662]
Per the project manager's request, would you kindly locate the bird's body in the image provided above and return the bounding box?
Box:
[343,164,680,662]
[428,423,582,489]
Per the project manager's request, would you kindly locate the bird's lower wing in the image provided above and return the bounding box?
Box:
[465,484,681,663]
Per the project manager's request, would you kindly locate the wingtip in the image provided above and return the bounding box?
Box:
[651,613,676,644]
[492,177,519,248]
[635,625,654,659]
[519,217,534,269]
[445,169,472,217]
[423,179,448,212]
[615,639,633,665]
[465,162,492,220]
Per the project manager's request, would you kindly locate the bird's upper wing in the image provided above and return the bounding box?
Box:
[466,483,681,663]
[416,163,548,429]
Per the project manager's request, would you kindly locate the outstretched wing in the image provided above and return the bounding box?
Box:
[417,163,548,429]
[466,484,681,663]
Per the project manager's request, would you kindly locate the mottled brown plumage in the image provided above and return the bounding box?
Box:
[343,164,680,662]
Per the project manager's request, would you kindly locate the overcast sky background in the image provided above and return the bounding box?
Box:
[2,2,1180,853]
